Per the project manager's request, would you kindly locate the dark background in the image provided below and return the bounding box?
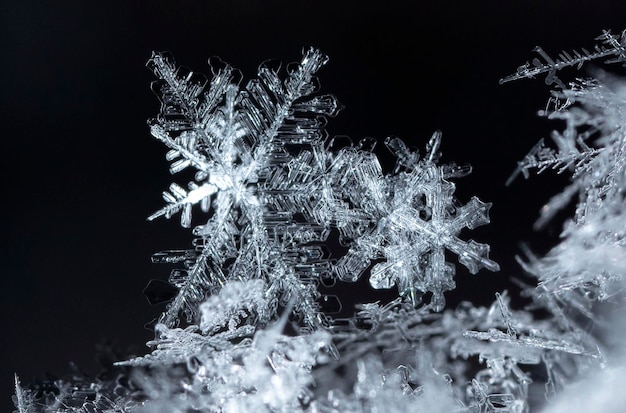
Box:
[2,0,625,410]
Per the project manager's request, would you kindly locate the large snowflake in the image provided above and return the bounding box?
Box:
[146,48,341,328]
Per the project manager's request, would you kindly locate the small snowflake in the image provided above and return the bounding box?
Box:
[335,132,499,310]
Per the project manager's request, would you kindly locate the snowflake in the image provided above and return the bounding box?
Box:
[334,131,499,310]
[145,48,341,328]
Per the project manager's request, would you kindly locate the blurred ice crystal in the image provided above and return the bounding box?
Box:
[119,290,333,412]
[501,28,626,413]
[508,76,626,229]
[504,35,626,316]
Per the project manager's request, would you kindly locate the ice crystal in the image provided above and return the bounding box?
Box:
[501,28,626,412]
[13,375,34,413]
[504,33,626,305]
[118,284,333,412]
[328,290,601,412]
[147,48,497,333]
[147,48,341,329]
[334,132,499,310]
[499,29,626,87]
[17,32,626,412]
[508,76,626,228]
[136,48,501,412]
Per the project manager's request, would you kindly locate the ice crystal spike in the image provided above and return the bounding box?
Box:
[13,374,33,413]
[500,29,626,86]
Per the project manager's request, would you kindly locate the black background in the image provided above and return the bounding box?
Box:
[2,0,625,410]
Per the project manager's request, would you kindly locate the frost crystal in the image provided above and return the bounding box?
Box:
[508,77,626,228]
[13,375,34,413]
[146,48,341,329]
[146,48,497,332]
[134,48,501,412]
[18,35,626,412]
[334,132,499,310]
[501,28,626,413]
[499,29,626,87]
[504,34,626,303]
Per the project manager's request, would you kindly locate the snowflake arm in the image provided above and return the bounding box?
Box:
[499,29,626,86]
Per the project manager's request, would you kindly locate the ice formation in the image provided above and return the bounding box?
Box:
[333,132,499,311]
[505,31,626,329]
[13,32,626,412]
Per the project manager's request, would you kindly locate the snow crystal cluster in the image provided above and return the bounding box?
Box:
[14,30,626,413]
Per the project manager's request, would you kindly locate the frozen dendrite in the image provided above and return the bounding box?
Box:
[18,37,624,412]
[333,132,499,310]
[508,77,626,228]
[147,48,342,329]
[504,31,626,302]
[502,28,626,412]
[117,280,334,412]
[501,43,626,403]
[130,49,505,412]
[137,48,501,412]
[499,29,626,87]
[327,290,601,412]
